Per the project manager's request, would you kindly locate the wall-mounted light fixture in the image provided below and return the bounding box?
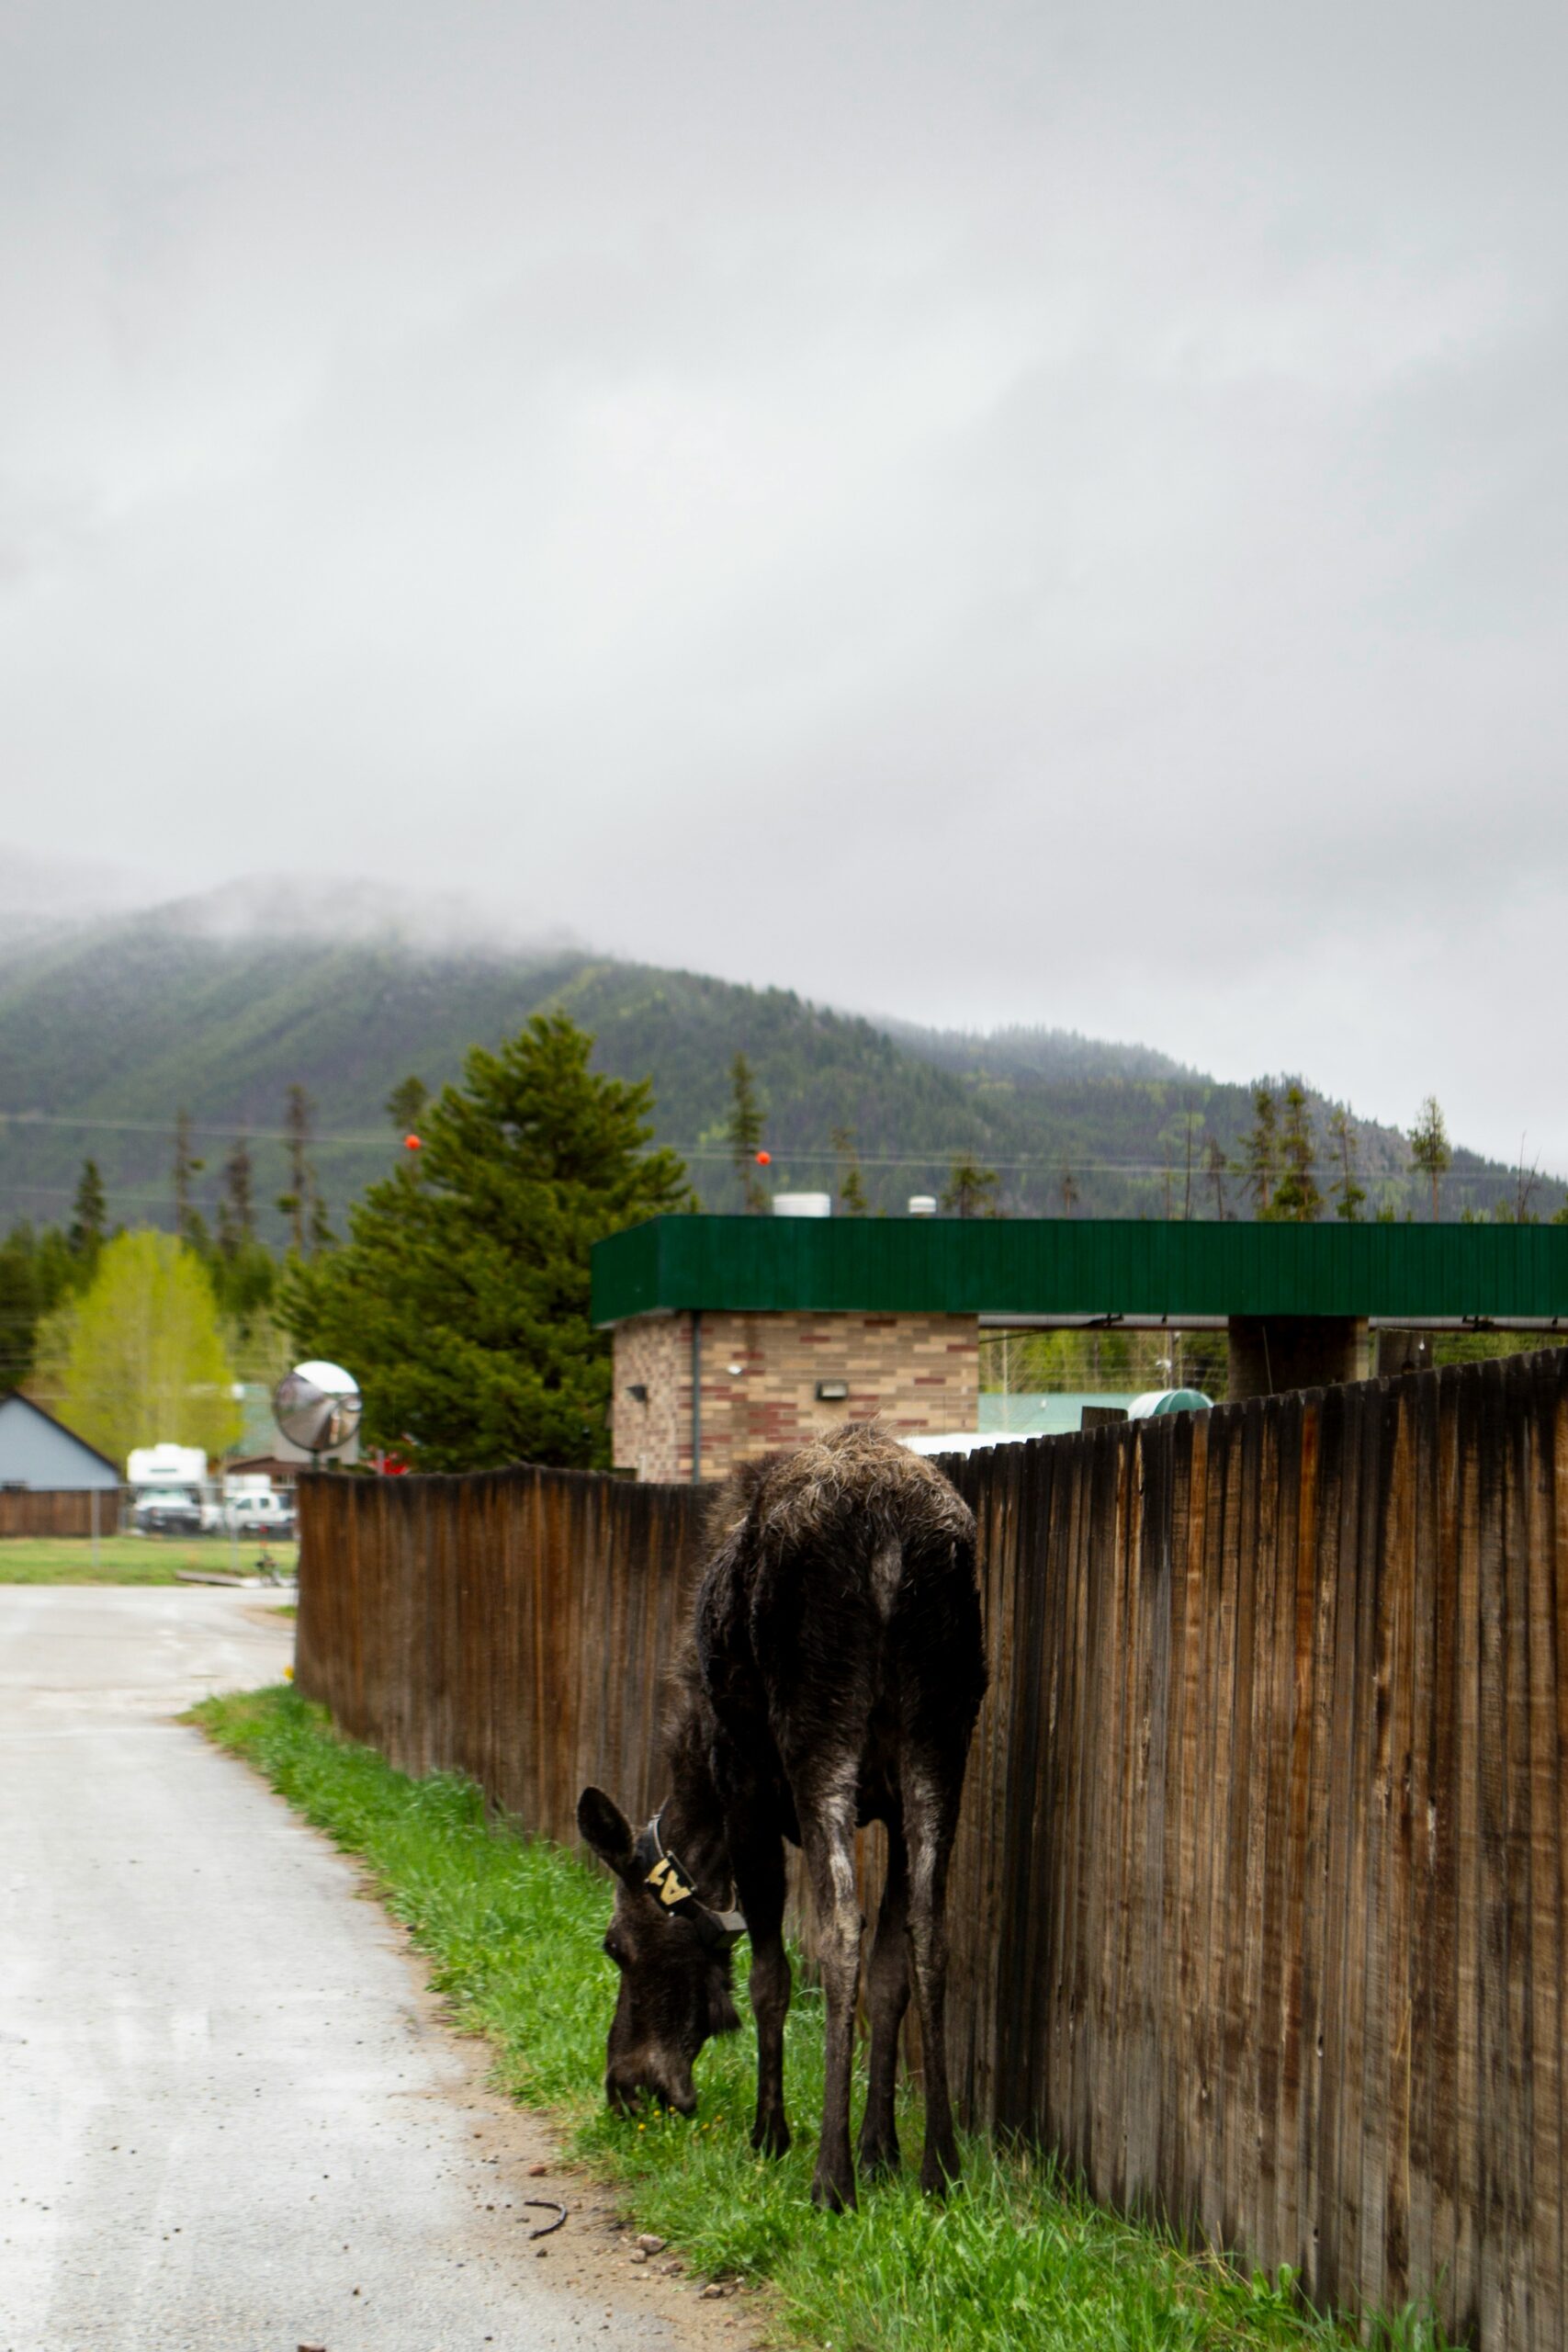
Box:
[627,1383,649,1404]
[815,1379,850,1403]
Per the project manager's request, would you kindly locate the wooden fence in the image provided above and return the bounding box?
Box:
[0,1487,118,1538]
[296,1349,1568,2350]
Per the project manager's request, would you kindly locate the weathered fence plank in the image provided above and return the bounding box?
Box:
[296,1349,1568,2350]
[0,1488,119,1538]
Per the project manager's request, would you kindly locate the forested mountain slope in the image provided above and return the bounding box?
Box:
[0,905,1550,1239]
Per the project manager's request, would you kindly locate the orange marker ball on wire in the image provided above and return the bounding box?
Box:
[755,1150,771,1166]
[404,1134,423,1150]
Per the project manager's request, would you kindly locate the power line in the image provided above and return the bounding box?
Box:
[0,1111,389,1146]
[0,1114,1554,1187]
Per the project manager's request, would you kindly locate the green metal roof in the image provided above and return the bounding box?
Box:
[591,1215,1568,1328]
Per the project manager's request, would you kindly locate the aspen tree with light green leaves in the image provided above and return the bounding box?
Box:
[36,1228,241,1472]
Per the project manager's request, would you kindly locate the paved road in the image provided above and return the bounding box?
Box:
[0,1589,698,2352]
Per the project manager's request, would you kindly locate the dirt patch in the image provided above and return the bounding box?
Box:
[381,1864,780,2352]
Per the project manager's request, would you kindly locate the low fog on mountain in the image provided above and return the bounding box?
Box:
[5,1,1566,1168]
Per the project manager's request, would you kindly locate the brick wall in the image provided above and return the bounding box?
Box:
[610,1309,979,1482]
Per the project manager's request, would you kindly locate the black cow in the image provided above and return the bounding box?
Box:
[578,1423,987,2211]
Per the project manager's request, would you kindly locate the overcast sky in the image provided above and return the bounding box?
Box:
[4,0,1565,1169]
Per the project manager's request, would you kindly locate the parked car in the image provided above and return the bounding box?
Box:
[226,1491,296,1538]
[133,1489,204,1536]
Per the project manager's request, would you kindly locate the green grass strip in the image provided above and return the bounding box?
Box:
[0,1534,299,1584]
[193,1687,1452,2352]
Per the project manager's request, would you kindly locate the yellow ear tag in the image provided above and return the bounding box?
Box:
[645,1855,692,1906]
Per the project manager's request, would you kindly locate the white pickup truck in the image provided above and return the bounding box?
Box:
[200,1483,297,1537]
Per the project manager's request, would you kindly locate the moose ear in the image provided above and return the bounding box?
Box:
[578,1785,636,1874]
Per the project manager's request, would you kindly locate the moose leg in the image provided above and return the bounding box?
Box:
[905,1765,962,2195]
[857,1828,909,2179]
[736,1839,792,2158]
[801,1789,863,2211]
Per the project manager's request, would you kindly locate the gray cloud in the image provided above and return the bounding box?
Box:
[3,0,1566,1165]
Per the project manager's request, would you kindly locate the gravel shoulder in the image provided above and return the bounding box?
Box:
[0,1589,756,2352]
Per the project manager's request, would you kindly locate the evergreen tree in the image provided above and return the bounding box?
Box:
[1326,1106,1366,1223]
[0,1225,46,1389]
[217,1134,256,1256]
[386,1074,429,1138]
[1270,1084,1323,1222]
[1513,1143,1542,1224]
[277,1084,329,1254]
[68,1159,107,1261]
[209,1133,279,1322]
[830,1125,868,1216]
[1059,1160,1080,1216]
[941,1155,999,1218]
[1237,1086,1279,1219]
[0,1222,83,1388]
[1409,1096,1452,1223]
[726,1053,769,1213]
[1204,1138,1230,1220]
[285,1012,692,1472]
[172,1108,205,1245]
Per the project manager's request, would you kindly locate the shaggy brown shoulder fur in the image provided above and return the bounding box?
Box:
[704,1420,974,1557]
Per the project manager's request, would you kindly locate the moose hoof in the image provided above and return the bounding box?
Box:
[858,2136,901,2181]
[750,2113,791,2158]
[810,2168,857,2214]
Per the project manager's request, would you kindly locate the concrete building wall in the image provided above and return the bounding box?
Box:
[610,1309,979,1484]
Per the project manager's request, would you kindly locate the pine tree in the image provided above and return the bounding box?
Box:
[1204,1138,1229,1221]
[212,1133,276,1322]
[172,1109,205,1245]
[217,1135,256,1256]
[0,1222,81,1389]
[726,1053,769,1213]
[285,1012,693,1472]
[1408,1096,1451,1224]
[1271,1085,1323,1222]
[386,1075,429,1138]
[67,1159,107,1261]
[1327,1107,1366,1223]
[941,1155,999,1218]
[831,1126,868,1216]
[1513,1142,1542,1224]
[276,1084,328,1254]
[1238,1086,1279,1219]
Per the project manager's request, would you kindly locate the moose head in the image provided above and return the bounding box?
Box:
[576,1785,742,2116]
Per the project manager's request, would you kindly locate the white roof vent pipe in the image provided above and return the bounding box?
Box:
[908,1194,938,1216]
[773,1192,832,1217]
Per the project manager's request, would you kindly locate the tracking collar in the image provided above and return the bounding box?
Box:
[632,1810,747,1950]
